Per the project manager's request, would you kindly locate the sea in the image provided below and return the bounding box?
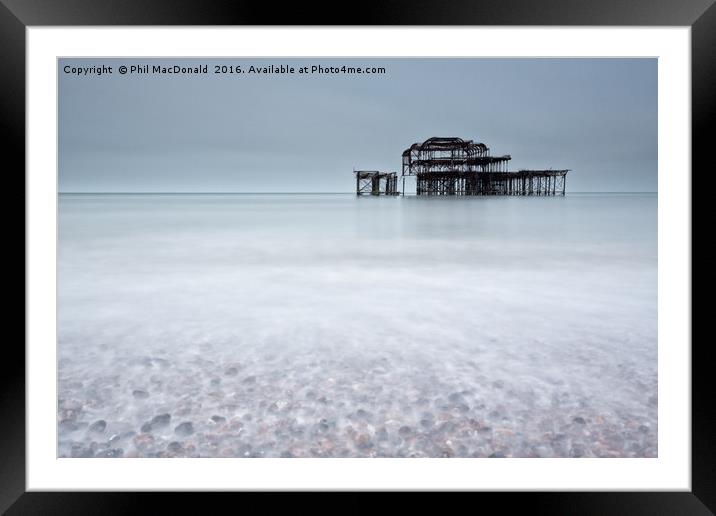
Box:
[57,193,657,458]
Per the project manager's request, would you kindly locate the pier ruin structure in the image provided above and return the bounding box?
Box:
[354,170,399,196]
[401,137,569,196]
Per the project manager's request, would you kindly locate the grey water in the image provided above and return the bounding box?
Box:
[57,193,657,458]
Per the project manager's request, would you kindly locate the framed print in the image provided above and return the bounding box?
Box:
[6,0,709,512]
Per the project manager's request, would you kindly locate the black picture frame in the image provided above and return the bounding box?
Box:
[5,0,708,512]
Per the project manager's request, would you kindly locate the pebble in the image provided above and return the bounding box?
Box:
[58,409,79,422]
[167,441,184,453]
[420,419,434,428]
[355,409,373,421]
[573,417,587,425]
[95,448,123,458]
[151,413,171,427]
[174,422,194,436]
[440,447,455,458]
[398,426,413,437]
[355,434,373,450]
[132,390,150,399]
[211,415,226,424]
[316,419,330,433]
[133,433,155,450]
[89,420,107,433]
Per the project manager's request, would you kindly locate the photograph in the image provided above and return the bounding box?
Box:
[57,57,657,459]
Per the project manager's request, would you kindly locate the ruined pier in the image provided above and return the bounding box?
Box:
[354,137,569,196]
[402,137,568,196]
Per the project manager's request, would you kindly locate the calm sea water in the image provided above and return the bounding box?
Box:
[58,193,657,458]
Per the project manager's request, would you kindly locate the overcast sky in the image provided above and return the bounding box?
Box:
[59,58,656,193]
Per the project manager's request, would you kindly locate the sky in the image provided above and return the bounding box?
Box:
[58,58,657,193]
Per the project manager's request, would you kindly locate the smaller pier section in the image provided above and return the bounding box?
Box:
[355,171,399,196]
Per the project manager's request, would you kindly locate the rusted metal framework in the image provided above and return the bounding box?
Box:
[355,170,399,196]
[402,137,569,196]
[414,170,568,196]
